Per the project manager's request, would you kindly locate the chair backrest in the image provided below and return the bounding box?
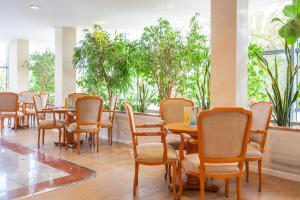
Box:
[197,108,252,165]
[40,92,49,109]
[68,93,87,99]
[33,94,44,120]
[160,98,194,123]
[19,91,34,103]
[250,101,272,147]
[75,96,103,124]
[0,92,18,112]
[109,95,119,121]
[123,102,136,135]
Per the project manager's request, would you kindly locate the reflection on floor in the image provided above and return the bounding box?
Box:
[0,139,95,199]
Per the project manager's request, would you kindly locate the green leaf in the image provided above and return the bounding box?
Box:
[271,17,283,23]
[283,5,297,17]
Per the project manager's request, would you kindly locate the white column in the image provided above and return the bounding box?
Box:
[211,0,248,107]
[8,39,29,92]
[55,27,76,106]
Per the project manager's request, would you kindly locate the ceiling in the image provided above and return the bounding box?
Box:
[0,0,290,48]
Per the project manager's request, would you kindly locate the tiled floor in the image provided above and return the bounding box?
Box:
[0,138,95,200]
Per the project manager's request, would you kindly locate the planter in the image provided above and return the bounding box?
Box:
[250,126,300,182]
[100,111,161,144]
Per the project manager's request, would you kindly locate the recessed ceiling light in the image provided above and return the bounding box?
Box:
[29,4,40,10]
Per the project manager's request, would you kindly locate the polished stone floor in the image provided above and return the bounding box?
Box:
[1,122,300,200]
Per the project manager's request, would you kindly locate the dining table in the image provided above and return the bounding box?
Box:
[165,122,219,192]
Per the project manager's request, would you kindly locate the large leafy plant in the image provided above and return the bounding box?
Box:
[25,51,55,103]
[73,25,132,104]
[181,14,211,109]
[255,44,299,126]
[248,44,268,104]
[272,0,300,44]
[139,19,186,101]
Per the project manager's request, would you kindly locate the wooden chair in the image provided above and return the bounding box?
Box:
[65,96,103,155]
[33,94,65,148]
[0,92,21,133]
[67,92,87,99]
[101,95,119,145]
[178,108,252,200]
[245,101,272,192]
[40,92,49,109]
[123,102,178,198]
[19,91,36,126]
[160,98,195,150]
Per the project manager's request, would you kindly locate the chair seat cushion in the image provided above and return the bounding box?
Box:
[246,143,263,158]
[101,120,112,128]
[0,112,23,117]
[166,133,181,150]
[181,153,240,174]
[134,143,177,162]
[66,123,98,132]
[39,120,64,129]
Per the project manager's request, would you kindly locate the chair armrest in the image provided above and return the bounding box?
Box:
[136,123,164,128]
[134,131,166,137]
[187,138,199,145]
[178,133,193,160]
[103,109,114,112]
[251,129,268,135]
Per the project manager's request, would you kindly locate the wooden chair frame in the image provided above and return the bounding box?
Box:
[178,108,252,200]
[160,98,194,181]
[0,92,19,133]
[33,95,64,149]
[123,102,178,199]
[245,101,272,192]
[102,95,119,145]
[19,91,36,126]
[65,96,103,155]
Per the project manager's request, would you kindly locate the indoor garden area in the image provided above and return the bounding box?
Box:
[0,0,300,200]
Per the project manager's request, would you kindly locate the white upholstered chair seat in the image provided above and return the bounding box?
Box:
[39,120,64,129]
[66,122,98,132]
[0,111,24,117]
[181,153,240,174]
[134,143,177,162]
[101,119,112,128]
[246,143,263,158]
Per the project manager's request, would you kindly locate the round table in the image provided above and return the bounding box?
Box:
[165,122,219,192]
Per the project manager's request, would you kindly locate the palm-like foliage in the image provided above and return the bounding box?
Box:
[255,43,300,126]
[196,59,210,110]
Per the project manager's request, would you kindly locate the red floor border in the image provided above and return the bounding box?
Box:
[0,139,95,200]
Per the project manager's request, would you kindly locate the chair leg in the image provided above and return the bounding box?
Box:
[225,179,230,197]
[108,128,113,145]
[246,161,249,182]
[38,129,40,148]
[165,164,168,181]
[169,163,172,183]
[65,131,69,151]
[258,159,262,192]
[59,128,62,149]
[199,168,205,200]
[14,116,18,130]
[96,132,99,152]
[178,162,183,197]
[77,132,80,155]
[42,129,45,145]
[236,176,241,200]
[171,162,177,199]
[133,162,139,196]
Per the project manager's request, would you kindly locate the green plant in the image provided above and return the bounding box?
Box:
[272,0,300,44]
[248,44,268,104]
[135,78,156,112]
[181,13,211,109]
[255,44,299,126]
[24,50,55,103]
[139,19,186,101]
[73,25,132,104]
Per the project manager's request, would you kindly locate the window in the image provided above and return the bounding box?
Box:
[0,41,8,92]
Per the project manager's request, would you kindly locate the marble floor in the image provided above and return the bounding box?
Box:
[1,124,300,200]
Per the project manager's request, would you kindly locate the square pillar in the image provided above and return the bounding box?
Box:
[55,27,76,106]
[8,39,29,92]
[211,0,249,107]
